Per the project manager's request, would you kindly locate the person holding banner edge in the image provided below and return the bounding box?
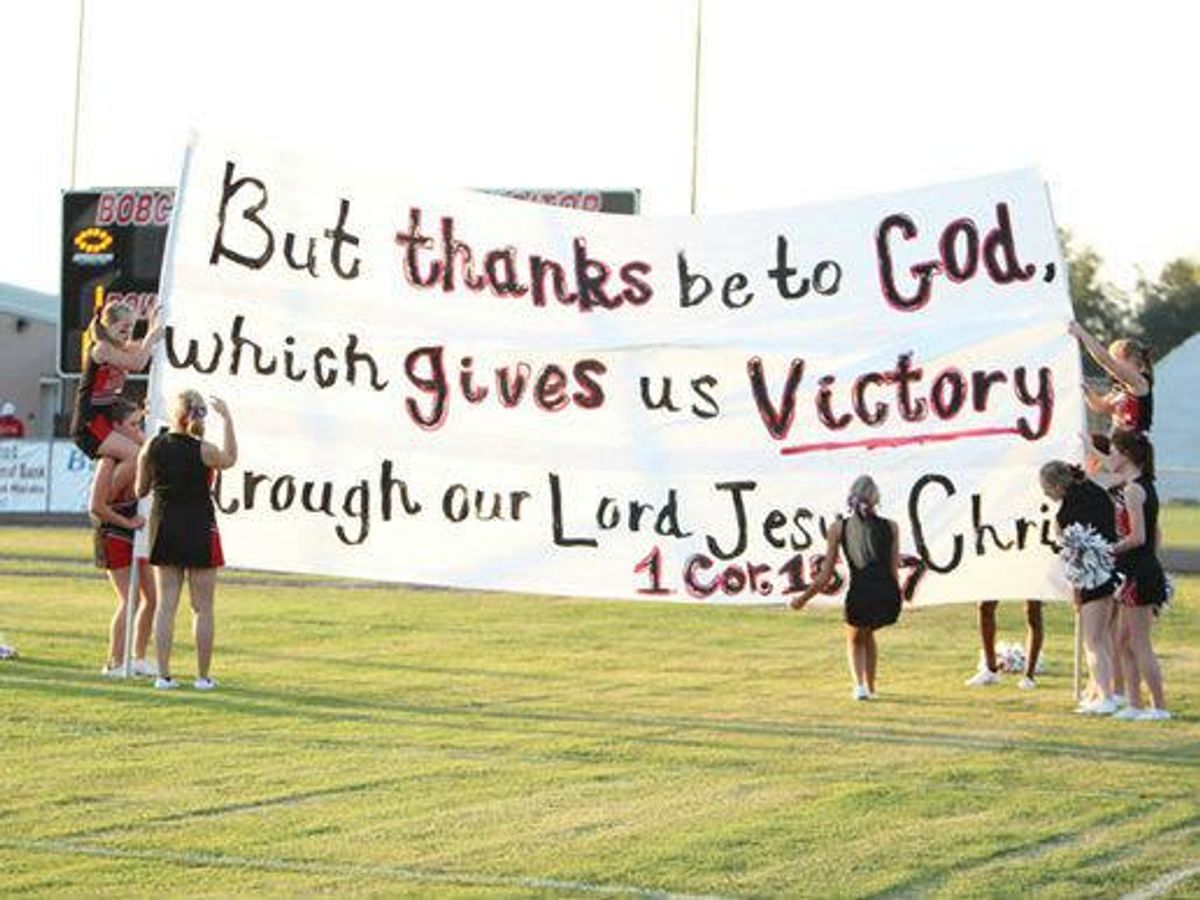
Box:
[91,399,158,677]
[789,475,903,701]
[136,390,237,691]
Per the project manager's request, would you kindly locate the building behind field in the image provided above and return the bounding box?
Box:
[1156,333,1200,502]
[0,283,58,438]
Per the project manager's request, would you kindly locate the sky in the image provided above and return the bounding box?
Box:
[3,0,1197,299]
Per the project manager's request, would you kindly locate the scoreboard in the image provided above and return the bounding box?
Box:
[59,188,173,375]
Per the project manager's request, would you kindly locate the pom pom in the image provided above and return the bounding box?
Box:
[1059,523,1116,589]
[996,641,1026,674]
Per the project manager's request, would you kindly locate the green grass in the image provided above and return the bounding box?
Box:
[1,526,1197,897]
[1164,504,1200,548]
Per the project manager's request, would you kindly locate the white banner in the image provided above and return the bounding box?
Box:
[152,136,1084,604]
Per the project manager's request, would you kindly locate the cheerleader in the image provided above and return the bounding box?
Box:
[1068,321,1153,458]
[1039,461,1119,714]
[789,475,902,701]
[1108,430,1171,720]
[136,390,237,691]
[70,301,163,465]
[90,399,157,677]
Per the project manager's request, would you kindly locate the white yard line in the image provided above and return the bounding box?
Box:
[0,837,734,899]
[1119,863,1200,900]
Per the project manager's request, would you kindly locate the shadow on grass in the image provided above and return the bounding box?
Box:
[2,666,1194,769]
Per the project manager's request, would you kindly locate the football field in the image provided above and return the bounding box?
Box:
[1,527,1196,897]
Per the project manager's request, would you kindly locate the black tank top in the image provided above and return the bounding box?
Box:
[149,432,212,506]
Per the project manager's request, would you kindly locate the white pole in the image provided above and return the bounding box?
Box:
[69,0,86,190]
[688,0,703,215]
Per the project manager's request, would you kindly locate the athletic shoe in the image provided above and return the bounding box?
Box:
[1017,676,1037,690]
[852,684,870,701]
[100,663,125,678]
[964,668,1001,687]
[1111,706,1145,721]
[154,676,178,690]
[1112,693,1129,709]
[1076,697,1119,715]
[193,677,217,691]
[132,659,158,677]
[0,644,18,660]
[1138,708,1171,721]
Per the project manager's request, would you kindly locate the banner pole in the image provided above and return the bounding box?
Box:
[69,0,86,190]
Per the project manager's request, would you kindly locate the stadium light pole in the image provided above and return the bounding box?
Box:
[688,0,703,215]
[69,0,86,190]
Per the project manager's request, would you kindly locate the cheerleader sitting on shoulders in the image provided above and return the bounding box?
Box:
[70,301,163,471]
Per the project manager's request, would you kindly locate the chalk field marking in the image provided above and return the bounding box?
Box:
[0,838,733,900]
[1119,863,1200,900]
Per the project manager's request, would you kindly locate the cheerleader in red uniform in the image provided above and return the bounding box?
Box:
[1068,321,1153,455]
[90,400,157,677]
[70,301,163,467]
[1109,430,1171,721]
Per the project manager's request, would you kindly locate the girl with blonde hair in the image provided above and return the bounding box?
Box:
[71,300,163,471]
[136,390,237,690]
[790,475,903,700]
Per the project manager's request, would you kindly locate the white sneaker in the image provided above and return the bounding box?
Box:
[965,668,1001,687]
[193,677,217,691]
[1112,693,1128,709]
[1017,676,1037,690]
[132,658,158,677]
[100,663,125,679]
[1139,708,1171,721]
[154,676,179,690]
[852,684,870,701]
[1112,706,1145,721]
[1076,697,1119,715]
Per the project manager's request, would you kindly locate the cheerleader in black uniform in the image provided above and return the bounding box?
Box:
[70,301,162,468]
[1109,430,1170,721]
[136,390,237,691]
[1039,461,1120,714]
[790,475,902,701]
[90,400,158,677]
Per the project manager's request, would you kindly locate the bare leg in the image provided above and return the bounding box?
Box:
[845,626,867,690]
[978,601,999,671]
[133,560,157,660]
[1108,601,1125,698]
[1024,601,1044,678]
[1079,598,1114,699]
[1116,606,1142,708]
[865,629,878,693]
[188,568,217,680]
[105,567,132,666]
[1125,606,1165,709]
[154,566,185,679]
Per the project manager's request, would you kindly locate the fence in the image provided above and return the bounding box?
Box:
[0,440,93,513]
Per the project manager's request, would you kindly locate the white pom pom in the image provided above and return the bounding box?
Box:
[1059,523,1115,589]
[996,641,1026,674]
